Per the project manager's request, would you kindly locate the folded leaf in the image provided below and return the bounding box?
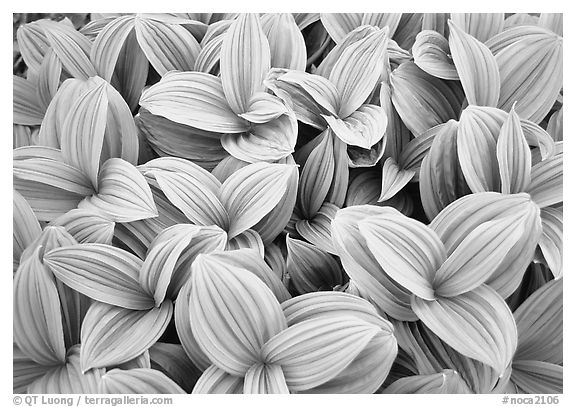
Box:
[50,208,115,244]
[81,301,173,372]
[134,15,200,75]
[511,361,562,394]
[260,316,380,391]
[13,190,42,266]
[44,243,154,310]
[538,207,562,278]
[358,209,446,300]
[412,284,517,374]
[413,30,459,80]
[190,255,287,376]
[378,157,415,202]
[13,76,45,125]
[238,91,287,123]
[100,368,186,394]
[527,152,563,208]
[221,162,298,238]
[36,49,62,110]
[139,71,250,133]
[28,346,104,394]
[295,202,339,254]
[383,369,473,394]
[14,248,66,366]
[17,21,51,72]
[320,13,363,44]
[90,15,136,81]
[221,13,270,114]
[192,365,244,394]
[450,13,504,43]
[497,106,532,194]
[244,363,290,394]
[13,345,54,393]
[325,104,387,149]
[261,13,306,71]
[448,20,500,107]
[149,343,202,393]
[539,13,563,36]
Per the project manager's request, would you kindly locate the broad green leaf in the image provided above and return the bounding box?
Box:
[330,28,389,118]
[221,162,298,238]
[238,91,287,124]
[448,20,500,107]
[99,368,186,394]
[114,29,149,112]
[514,279,562,364]
[511,361,562,394]
[90,15,136,81]
[192,365,244,394]
[140,224,227,305]
[261,13,306,71]
[378,157,415,202]
[527,152,563,208]
[332,205,416,321]
[220,13,270,114]
[139,72,250,133]
[14,248,66,366]
[358,209,446,300]
[324,104,387,149]
[450,13,504,42]
[134,15,200,75]
[412,30,459,80]
[244,363,290,394]
[37,49,63,110]
[383,369,473,393]
[13,76,45,125]
[412,284,517,374]
[44,243,154,310]
[28,346,104,394]
[50,209,115,245]
[286,236,344,294]
[79,159,157,222]
[539,207,562,278]
[81,301,172,372]
[497,106,532,194]
[190,255,287,376]
[226,229,265,255]
[320,13,363,43]
[295,202,339,255]
[260,316,379,391]
[16,21,51,72]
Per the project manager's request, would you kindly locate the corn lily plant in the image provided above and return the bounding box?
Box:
[13,12,562,394]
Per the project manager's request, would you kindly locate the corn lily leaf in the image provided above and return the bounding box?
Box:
[238,91,287,124]
[448,20,500,107]
[422,13,450,35]
[330,28,389,118]
[114,351,151,371]
[539,13,563,36]
[547,107,563,142]
[190,255,287,376]
[494,27,563,123]
[221,162,298,238]
[286,235,344,294]
[379,75,412,161]
[113,29,149,112]
[261,13,306,71]
[220,13,270,115]
[90,15,136,81]
[37,20,96,79]
[134,16,200,75]
[383,369,473,394]
[99,368,185,394]
[412,30,459,80]
[27,345,104,394]
[457,106,504,193]
[497,106,532,194]
[393,13,423,50]
[538,207,562,278]
[244,363,290,394]
[511,361,562,394]
[295,202,339,255]
[221,109,298,162]
[332,205,416,320]
[192,365,244,394]
[358,208,446,300]
[298,129,335,218]
[13,345,55,393]
[194,32,224,74]
[140,224,228,306]
[139,157,228,228]
[149,343,202,393]
[434,212,529,297]
[527,152,563,208]
[293,13,320,30]
[514,279,562,364]
[13,190,42,267]
[81,301,172,372]
[320,13,363,43]
[390,62,464,136]
[14,248,67,366]
[226,228,265,255]
[13,76,45,125]
[324,104,387,149]
[37,49,63,110]
[261,315,380,391]
[378,157,415,202]
[50,208,115,245]
[44,243,154,310]
[412,284,517,374]
[16,20,52,72]
[79,158,157,222]
[13,124,37,149]
[139,71,250,133]
[362,13,402,35]
[136,110,227,171]
[450,13,504,43]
